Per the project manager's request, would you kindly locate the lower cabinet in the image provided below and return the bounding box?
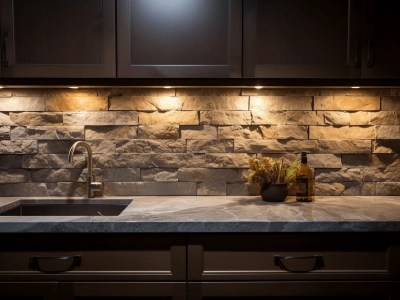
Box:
[0,282,58,300]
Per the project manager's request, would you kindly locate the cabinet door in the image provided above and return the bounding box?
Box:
[117,0,241,78]
[244,0,362,78]
[362,0,400,77]
[59,282,186,300]
[0,282,58,300]
[0,0,116,77]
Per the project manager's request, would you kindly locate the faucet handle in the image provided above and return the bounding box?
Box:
[88,175,103,197]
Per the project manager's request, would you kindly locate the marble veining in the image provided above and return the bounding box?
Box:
[0,196,399,233]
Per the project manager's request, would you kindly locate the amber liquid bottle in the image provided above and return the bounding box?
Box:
[296,152,315,202]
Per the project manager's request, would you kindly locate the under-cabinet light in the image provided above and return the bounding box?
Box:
[254,86,264,89]
[163,86,173,89]
[68,86,79,89]
[351,86,361,89]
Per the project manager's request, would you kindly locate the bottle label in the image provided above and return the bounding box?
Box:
[296,177,309,197]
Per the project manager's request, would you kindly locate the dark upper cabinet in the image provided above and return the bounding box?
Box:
[0,0,116,78]
[117,0,242,78]
[362,0,400,78]
[243,0,362,78]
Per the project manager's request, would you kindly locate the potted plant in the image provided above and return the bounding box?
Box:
[248,157,299,202]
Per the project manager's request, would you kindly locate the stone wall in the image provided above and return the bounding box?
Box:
[0,87,399,197]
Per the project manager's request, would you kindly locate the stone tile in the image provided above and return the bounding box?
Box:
[0,183,48,196]
[117,88,175,97]
[180,125,217,139]
[46,182,86,197]
[381,96,400,110]
[38,141,79,154]
[362,167,400,182]
[116,140,186,153]
[319,88,389,96]
[342,182,363,196]
[0,169,31,183]
[361,182,376,196]
[85,126,137,140]
[251,111,287,125]
[315,168,362,182]
[218,126,263,139]
[11,126,84,140]
[46,93,107,111]
[177,168,244,182]
[342,154,400,168]
[12,89,46,97]
[234,139,319,153]
[259,125,308,139]
[226,182,260,196]
[376,126,400,139]
[63,111,138,125]
[205,153,252,168]
[100,168,140,182]
[0,140,37,154]
[0,112,15,125]
[139,125,179,139]
[241,88,319,96]
[315,182,345,196]
[85,140,116,154]
[318,111,351,125]
[0,155,22,169]
[181,96,249,111]
[109,96,182,111]
[31,169,84,182]
[141,168,178,182]
[286,111,324,125]
[187,139,234,153]
[308,154,342,168]
[350,112,400,125]
[314,96,380,111]
[0,90,12,97]
[140,111,199,125]
[250,96,313,111]
[375,182,400,195]
[200,111,251,125]
[0,96,45,111]
[318,140,372,154]
[0,126,10,139]
[10,112,63,126]
[197,181,226,196]
[22,154,86,169]
[309,126,375,139]
[372,140,400,153]
[177,88,242,96]
[104,182,197,196]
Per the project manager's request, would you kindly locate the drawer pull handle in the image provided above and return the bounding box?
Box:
[274,255,324,273]
[29,255,82,273]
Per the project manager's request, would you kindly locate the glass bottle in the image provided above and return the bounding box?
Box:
[296,152,315,202]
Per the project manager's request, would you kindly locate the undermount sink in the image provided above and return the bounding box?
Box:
[0,199,132,216]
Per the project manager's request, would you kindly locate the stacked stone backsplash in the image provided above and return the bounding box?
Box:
[0,87,399,197]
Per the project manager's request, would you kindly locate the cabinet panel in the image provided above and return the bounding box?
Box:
[188,234,398,281]
[244,0,361,78]
[0,0,116,77]
[117,0,241,78]
[362,0,400,77]
[0,282,58,300]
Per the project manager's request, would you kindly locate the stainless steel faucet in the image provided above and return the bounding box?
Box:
[68,141,103,198]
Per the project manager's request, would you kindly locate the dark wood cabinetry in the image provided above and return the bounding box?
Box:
[117,0,241,78]
[0,0,116,78]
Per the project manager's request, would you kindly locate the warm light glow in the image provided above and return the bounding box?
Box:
[68,86,79,89]
[254,86,264,89]
[163,86,173,89]
[351,86,361,89]
[0,86,4,89]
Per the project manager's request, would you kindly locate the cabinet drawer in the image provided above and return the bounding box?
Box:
[188,233,399,281]
[0,234,186,281]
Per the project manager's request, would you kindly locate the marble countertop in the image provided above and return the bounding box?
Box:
[0,196,399,233]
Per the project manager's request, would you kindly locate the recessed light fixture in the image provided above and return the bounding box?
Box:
[0,86,4,89]
[163,86,173,89]
[68,86,79,89]
[351,86,361,89]
[254,86,264,89]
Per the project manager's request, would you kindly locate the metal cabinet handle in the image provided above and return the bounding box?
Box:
[367,39,374,68]
[29,255,82,273]
[274,255,325,273]
[1,32,9,68]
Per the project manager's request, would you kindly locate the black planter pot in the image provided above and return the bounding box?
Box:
[260,183,288,202]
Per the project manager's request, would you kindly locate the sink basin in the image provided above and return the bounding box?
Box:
[0,199,132,216]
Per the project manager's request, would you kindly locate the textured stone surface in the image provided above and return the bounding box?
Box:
[22,154,86,169]
[140,111,199,125]
[234,139,319,153]
[104,182,197,196]
[0,113,15,125]
[314,96,380,111]
[286,111,324,125]
[0,140,37,154]
[200,111,251,125]
[260,125,308,139]
[205,153,252,168]
[376,183,400,195]
[31,169,84,182]
[177,168,244,182]
[116,139,186,153]
[141,168,178,182]
[46,182,86,197]
[63,111,138,125]
[181,96,248,111]
[218,126,263,139]
[308,154,342,168]
[319,111,350,125]
[381,96,400,110]
[250,96,312,111]
[309,126,375,140]
[0,97,45,111]
[85,126,137,140]
[0,126,10,139]
[38,141,78,154]
[350,112,400,125]
[251,111,287,125]
[187,139,234,153]
[363,167,400,182]
[315,182,346,196]
[100,168,140,182]
[0,183,48,196]
[318,140,372,154]
[226,182,260,196]
[373,140,400,153]
[177,88,242,96]
[316,168,362,182]
[0,169,31,183]
[110,96,182,111]
[46,91,107,111]
[197,181,226,196]
[138,125,179,139]
[342,154,400,168]
[180,125,217,139]
[0,155,22,169]
[10,112,62,126]
[320,88,389,96]
[11,126,84,140]
[242,88,319,96]
[376,126,400,139]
